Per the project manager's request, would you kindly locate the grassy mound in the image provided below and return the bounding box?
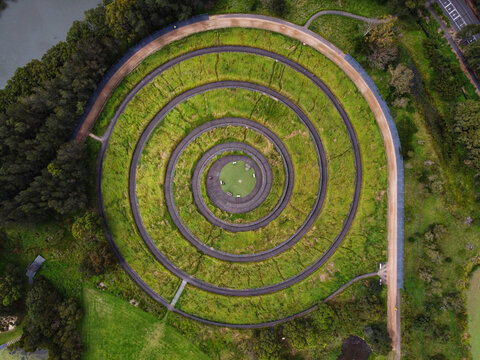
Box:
[97,28,387,323]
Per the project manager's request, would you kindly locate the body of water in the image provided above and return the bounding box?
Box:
[0,0,101,88]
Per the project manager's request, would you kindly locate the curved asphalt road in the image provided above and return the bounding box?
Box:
[87,14,401,341]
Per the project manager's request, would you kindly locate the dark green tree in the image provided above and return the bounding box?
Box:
[0,264,23,314]
[19,277,82,359]
[465,41,480,76]
[453,100,480,174]
[456,24,480,41]
[253,329,283,360]
[269,0,286,15]
[364,323,391,355]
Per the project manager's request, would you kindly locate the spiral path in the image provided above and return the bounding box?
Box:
[91,18,400,330]
[118,46,361,297]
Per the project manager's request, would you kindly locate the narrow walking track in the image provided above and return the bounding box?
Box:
[322,272,379,303]
[80,14,403,354]
[304,10,390,28]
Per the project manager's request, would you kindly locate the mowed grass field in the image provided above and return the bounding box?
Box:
[95,27,388,323]
[468,270,480,360]
[81,287,210,360]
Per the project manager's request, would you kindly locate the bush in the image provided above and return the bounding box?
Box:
[396,115,418,159]
[0,264,23,314]
[364,323,391,355]
[253,329,283,360]
[269,0,286,15]
[19,277,82,359]
[73,210,114,276]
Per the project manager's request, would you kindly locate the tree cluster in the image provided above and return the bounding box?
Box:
[105,0,210,43]
[18,277,82,360]
[0,264,23,315]
[453,100,480,175]
[0,0,212,225]
[364,17,398,70]
[72,210,114,276]
[423,37,465,100]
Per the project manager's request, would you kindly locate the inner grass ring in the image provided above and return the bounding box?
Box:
[218,159,257,198]
[201,143,271,214]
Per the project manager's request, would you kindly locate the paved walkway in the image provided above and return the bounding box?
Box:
[305,10,390,28]
[323,272,379,303]
[85,15,402,352]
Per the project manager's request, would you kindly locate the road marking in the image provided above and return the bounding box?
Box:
[437,0,480,41]
[169,279,187,309]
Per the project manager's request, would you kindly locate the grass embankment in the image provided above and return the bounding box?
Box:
[468,269,480,360]
[212,0,395,26]
[0,323,23,345]
[81,287,210,360]
[98,27,387,323]
[308,11,480,359]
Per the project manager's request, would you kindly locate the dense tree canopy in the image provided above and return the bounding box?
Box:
[106,0,210,42]
[0,0,212,225]
[423,37,464,100]
[0,264,23,314]
[453,100,480,175]
[19,277,82,359]
[464,41,480,76]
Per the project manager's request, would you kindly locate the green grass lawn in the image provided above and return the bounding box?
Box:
[0,323,23,345]
[81,287,210,360]
[468,269,480,360]
[219,160,256,197]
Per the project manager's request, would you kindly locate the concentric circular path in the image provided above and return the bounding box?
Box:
[197,142,272,216]
[126,51,361,294]
[169,117,293,233]
[89,15,402,331]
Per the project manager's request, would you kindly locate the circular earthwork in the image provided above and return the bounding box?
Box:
[95,24,390,327]
[125,51,359,291]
